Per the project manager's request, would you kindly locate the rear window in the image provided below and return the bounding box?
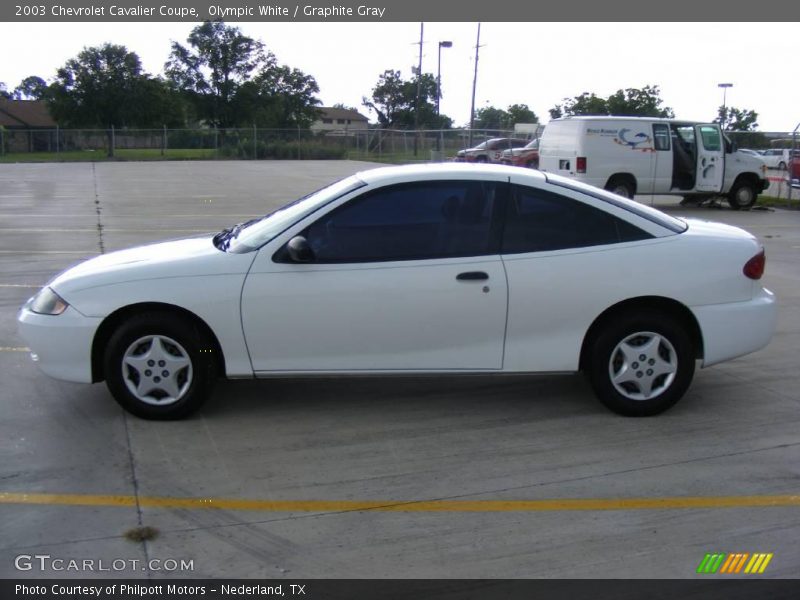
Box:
[544,174,688,234]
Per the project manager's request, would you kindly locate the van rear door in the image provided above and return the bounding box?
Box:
[694,124,724,192]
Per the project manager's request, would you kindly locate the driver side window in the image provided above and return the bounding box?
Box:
[302,181,497,263]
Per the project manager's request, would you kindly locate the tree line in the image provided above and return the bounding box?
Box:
[0,21,760,133]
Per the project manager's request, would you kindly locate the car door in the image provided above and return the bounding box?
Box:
[651,123,673,193]
[694,124,724,192]
[500,180,655,372]
[240,179,509,373]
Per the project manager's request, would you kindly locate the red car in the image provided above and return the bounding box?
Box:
[499,139,540,168]
[790,153,800,181]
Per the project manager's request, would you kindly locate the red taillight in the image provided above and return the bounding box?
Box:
[743,249,766,280]
[576,156,587,173]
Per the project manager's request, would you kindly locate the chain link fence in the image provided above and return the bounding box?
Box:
[0,126,544,163]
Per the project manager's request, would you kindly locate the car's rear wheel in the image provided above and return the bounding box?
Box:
[475,155,488,163]
[586,312,695,416]
[104,312,216,419]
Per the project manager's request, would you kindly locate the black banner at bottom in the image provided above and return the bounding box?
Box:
[3,579,800,600]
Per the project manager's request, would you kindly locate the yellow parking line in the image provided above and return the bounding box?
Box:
[1,492,800,513]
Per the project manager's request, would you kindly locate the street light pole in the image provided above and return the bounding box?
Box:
[718,82,733,130]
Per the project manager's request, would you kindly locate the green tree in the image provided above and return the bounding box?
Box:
[362,69,452,129]
[506,104,538,125]
[474,104,539,130]
[550,86,673,119]
[715,106,758,131]
[233,63,321,128]
[473,106,509,129]
[0,82,12,99]
[166,21,320,129]
[48,43,183,128]
[14,76,48,100]
[606,85,674,117]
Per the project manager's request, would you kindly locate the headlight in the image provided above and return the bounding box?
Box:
[29,287,69,315]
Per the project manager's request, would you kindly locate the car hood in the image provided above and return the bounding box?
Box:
[49,236,256,295]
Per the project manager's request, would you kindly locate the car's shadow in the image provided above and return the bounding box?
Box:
[198,373,603,422]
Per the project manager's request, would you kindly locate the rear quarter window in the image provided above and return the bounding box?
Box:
[502,185,652,254]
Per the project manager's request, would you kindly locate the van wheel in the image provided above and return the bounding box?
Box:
[778,161,787,170]
[605,178,634,199]
[728,181,757,210]
[586,311,695,416]
[475,156,488,163]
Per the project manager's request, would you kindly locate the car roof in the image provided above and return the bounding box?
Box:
[355,162,547,185]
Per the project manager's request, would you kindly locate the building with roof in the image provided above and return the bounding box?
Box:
[0,99,57,152]
[311,106,370,135]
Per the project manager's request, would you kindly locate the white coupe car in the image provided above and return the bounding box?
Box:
[18,164,776,419]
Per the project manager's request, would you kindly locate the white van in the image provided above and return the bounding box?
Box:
[539,116,769,209]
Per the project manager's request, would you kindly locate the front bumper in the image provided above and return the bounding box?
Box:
[17,304,101,383]
[693,287,777,368]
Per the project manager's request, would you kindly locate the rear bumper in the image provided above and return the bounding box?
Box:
[693,287,777,367]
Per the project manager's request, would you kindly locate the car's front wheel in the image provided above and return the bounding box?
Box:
[104,312,217,419]
[586,312,695,416]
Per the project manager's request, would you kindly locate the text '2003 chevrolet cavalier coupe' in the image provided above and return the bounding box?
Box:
[18,164,776,419]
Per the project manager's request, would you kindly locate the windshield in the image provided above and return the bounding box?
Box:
[218,176,366,253]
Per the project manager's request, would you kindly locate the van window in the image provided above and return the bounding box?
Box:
[698,126,722,152]
[653,124,670,151]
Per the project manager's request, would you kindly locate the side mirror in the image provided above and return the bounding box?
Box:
[286,235,315,263]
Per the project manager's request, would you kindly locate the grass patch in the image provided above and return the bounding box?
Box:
[124,525,159,542]
[0,148,219,163]
[757,195,800,209]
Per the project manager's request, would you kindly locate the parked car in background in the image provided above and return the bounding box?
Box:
[500,138,540,168]
[18,164,776,419]
[738,148,765,161]
[759,148,792,170]
[455,138,529,163]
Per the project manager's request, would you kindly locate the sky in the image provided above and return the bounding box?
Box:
[1,21,798,131]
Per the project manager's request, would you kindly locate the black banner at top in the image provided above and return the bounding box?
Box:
[3,0,799,22]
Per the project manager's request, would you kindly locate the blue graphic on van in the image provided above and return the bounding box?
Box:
[614,129,652,149]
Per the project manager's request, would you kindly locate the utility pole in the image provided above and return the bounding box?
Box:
[413,22,424,157]
[468,23,482,148]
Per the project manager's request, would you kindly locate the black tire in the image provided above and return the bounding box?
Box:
[728,180,757,210]
[104,312,217,420]
[778,161,787,171]
[586,311,695,416]
[475,155,488,163]
[605,178,634,199]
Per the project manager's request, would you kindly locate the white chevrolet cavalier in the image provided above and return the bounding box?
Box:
[18,164,776,419]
